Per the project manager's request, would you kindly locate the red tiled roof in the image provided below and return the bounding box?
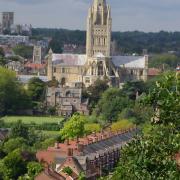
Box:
[24,63,46,69]
[148,68,161,76]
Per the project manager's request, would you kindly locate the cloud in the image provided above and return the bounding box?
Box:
[0,0,180,31]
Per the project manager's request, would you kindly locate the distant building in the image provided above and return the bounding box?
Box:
[46,86,89,116]
[1,12,14,33]
[33,46,42,64]
[36,127,139,179]
[0,35,29,45]
[47,0,149,88]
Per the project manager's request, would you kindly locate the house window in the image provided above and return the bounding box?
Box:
[54,68,56,73]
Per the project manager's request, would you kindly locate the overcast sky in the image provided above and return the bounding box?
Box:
[0,0,180,32]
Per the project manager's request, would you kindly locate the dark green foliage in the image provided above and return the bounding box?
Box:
[1,149,27,180]
[142,73,180,126]
[62,166,73,175]
[85,79,109,110]
[0,67,31,115]
[27,77,46,102]
[27,161,43,178]
[110,72,180,179]
[149,54,180,70]
[94,88,131,123]
[111,125,180,180]
[3,137,27,154]
[122,80,147,100]
[32,29,180,54]
[13,45,33,59]
[0,47,5,57]
[10,120,29,139]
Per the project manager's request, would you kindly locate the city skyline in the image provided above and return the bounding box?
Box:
[0,0,180,32]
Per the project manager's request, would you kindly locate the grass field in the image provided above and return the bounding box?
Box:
[2,116,64,125]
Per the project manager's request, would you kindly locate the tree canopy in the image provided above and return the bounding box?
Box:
[110,72,180,179]
[60,114,86,140]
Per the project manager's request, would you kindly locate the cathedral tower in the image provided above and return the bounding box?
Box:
[86,0,112,57]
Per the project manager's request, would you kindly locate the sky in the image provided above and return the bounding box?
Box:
[0,0,180,32]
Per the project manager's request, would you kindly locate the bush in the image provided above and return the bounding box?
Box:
[111,120,134,132]
[85,123,101,134]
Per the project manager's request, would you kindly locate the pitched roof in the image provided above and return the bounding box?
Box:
[112,56,146,68]
[52,54,87,66]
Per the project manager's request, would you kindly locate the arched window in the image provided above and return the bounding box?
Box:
[98,61,104,76]
[60,77,66,86]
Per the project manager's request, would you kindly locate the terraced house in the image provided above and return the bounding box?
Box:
[36,127,139,179]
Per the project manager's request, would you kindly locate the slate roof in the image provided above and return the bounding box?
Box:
[111,56,146,68]
[52,54,87,66]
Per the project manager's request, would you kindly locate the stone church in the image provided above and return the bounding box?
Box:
[47,0,148,87]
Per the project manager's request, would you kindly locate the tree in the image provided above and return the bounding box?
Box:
[111,125,180,180]
[142,73,180,126]
[86,79,109,109]
[10,120,29,139]
[60,114,86,140]
[27,77,46,102]
[110,72,180,180]
[1,149,26,180]
[3,137,27,154]
[122,80,147,100]
[0,67,31,115]
[94,88,131,122]
[149,54,180,70]
[13,45,33,59]
[27,162,43,178]
[0,47,6,66]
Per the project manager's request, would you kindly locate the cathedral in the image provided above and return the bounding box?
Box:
[47,0,148,87]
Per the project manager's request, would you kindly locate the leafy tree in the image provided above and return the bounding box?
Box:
[86,79,109,109]
[142,73,180,126]
[13,45,33,59]
[1,149,27,180]
[111,125,180,180]
[110,72,180,180]
[94,88,131,122]
[149,54,180,70]
[27,77,46,102]
[122,80,147,100]
[0,67,31,115]
[3,137,27,154]
[10,120,29,139]
[49,39,63,53]
[60,114,86,140]
[27,161,43,178]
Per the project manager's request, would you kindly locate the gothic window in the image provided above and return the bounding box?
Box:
[54,67,56,73]
[85,77,90,83]
[140,70,143,76]
[92,62,96,75]
[62,68,65,73]
[98,61,104,76]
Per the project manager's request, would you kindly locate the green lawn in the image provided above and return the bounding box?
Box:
[2,116,64,125]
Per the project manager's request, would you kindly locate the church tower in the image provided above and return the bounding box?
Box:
[86,0,112,57]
